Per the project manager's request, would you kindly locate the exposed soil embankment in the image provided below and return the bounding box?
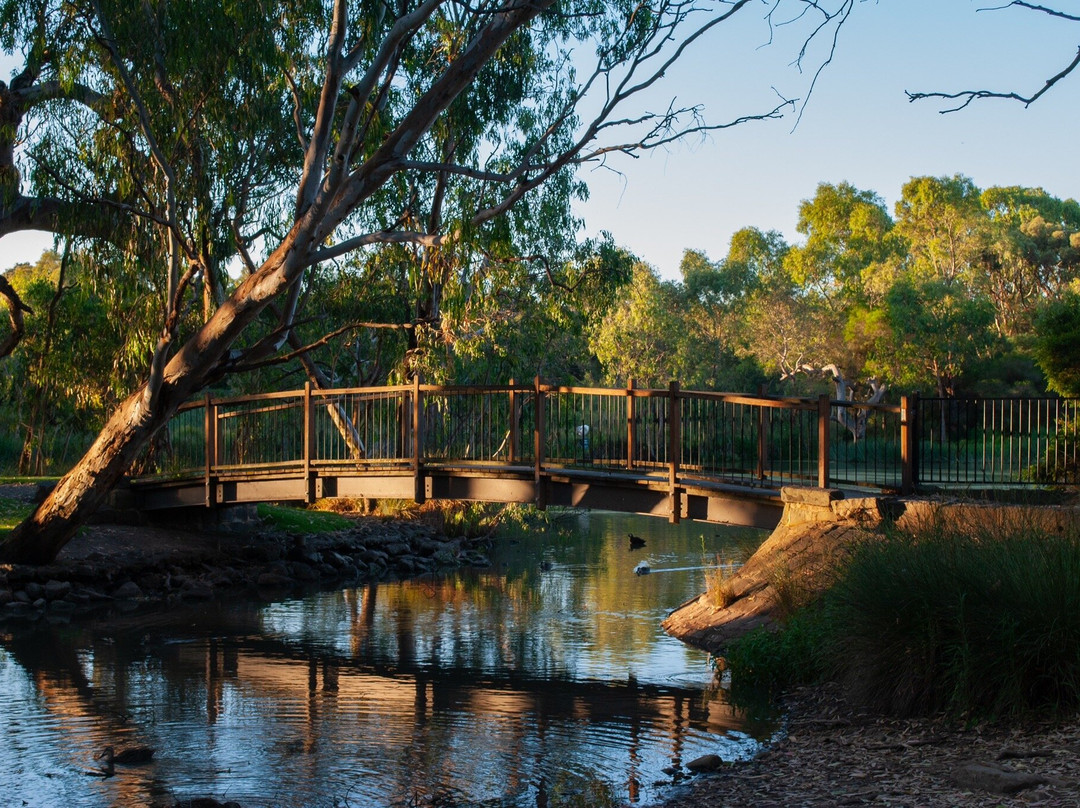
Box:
[663,488,1079,654]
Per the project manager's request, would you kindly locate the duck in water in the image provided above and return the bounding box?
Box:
[94,745,155,776]
[627,533,646,550]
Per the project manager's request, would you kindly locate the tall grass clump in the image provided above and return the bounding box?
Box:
[826,518,1080,719]
[720,606,832,706]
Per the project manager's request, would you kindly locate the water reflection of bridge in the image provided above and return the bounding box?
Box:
[2,581,766,806]
[133,382,1078,530]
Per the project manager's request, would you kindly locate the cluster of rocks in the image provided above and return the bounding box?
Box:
[0,517,492,621]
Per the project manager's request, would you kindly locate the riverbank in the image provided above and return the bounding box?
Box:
[659,683,1080,807]
[0,484,492,619]
[658,491,1080,806]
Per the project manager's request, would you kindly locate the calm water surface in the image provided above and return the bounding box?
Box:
[0,512,773,807]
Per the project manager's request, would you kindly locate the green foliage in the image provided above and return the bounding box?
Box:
[720,607,831,704]
[1032,291,1080,397]
[826,521,1080,719]
[0,497,33,535]
[256,503,353,534]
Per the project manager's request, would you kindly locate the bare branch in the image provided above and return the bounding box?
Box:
[907,46,1080,111]
[230,319,415,374]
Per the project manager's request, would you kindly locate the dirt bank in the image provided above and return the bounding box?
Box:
[663,488,1079,653]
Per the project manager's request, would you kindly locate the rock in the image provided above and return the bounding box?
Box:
[289,562,319,582]
[44,579,72,601]
[49,599,76,612]
[0,590,12,606]
[433,549,458,566]
[686,754,724,772]
[780,486,842,507]
[382,541,412,556]
[951,762,1050,795]
[32,597,47,609]
[24,581,45,600]
[113,581,143,599]
[139,572,168,592]
[317,563,339,578]
[256,572,294,588]
[182,585,215,600]
[14,590,31,604]
[325,551,351,568]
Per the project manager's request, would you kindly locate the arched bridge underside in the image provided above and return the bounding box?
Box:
[135,463,788,531]
[130,381,1078,531]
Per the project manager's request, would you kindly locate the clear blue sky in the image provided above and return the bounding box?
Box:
[2,0,1078,278]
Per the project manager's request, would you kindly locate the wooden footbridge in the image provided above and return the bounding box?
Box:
[131,381,1078,531]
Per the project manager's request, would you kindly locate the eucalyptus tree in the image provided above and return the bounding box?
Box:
[738,182,900,435]
[0,0,861,564]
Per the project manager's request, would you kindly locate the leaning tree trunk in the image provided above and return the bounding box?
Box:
[0,386,178,564]
[0,239,306,564]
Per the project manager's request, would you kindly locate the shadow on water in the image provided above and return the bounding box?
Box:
[0,511,775,807]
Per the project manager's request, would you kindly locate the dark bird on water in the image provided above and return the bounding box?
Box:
[628,533,646,549]
[97,745,155,773]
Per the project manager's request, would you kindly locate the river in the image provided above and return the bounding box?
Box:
[0,511,774,807]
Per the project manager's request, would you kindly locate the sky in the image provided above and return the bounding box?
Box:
[2,0,1078,280]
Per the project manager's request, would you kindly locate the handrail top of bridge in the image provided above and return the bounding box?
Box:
[176,381,918,413]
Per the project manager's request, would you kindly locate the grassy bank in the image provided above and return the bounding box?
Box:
[721,517,1080,721]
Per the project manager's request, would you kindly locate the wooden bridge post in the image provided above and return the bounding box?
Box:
[817,393,831,489]
[508,378,518,464]
[534,376,546,510]
[626,378,636,471]
[303,382,315,504]
[204,393,215,507]
[756,383,769,482]
[901,392,919,495]
[668,380,681,523]
[413,375,425,504]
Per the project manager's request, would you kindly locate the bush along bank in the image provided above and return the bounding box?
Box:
[720,512,1080,724]
[0,510,495,621]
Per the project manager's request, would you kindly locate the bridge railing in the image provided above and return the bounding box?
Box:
[137,382,1078,496]
[916,396,1079,486]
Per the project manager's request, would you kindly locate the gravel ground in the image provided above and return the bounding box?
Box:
[658,683,1080,807]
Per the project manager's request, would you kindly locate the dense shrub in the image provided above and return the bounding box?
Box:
[721,517,1080,721]
[826,522,1080,719]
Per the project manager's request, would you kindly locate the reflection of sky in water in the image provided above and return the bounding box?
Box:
[0,512,774,807]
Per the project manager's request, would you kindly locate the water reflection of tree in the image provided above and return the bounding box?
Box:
[0,517,769,804]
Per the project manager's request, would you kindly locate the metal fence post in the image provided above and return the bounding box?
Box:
[817,393,831,489]
[626,377,636,471]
